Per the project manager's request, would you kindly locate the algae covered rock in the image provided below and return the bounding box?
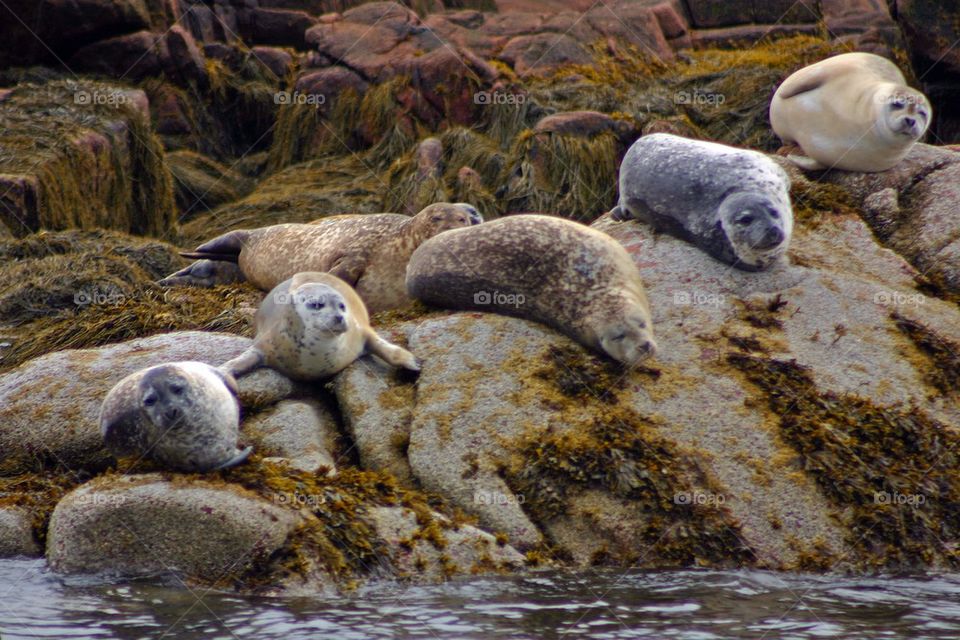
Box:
[0,332,303,474]
[47,474,300,579]
[0,79,175,238]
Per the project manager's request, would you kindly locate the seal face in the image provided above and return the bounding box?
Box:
[164,203,482,312]
[770,52,931,172]
[100,361,250,472]
[611,133,793,271]
[405,215,656,367]
[222,272,420,381]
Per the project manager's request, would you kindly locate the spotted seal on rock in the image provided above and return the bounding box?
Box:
[405,214,656,366]
[611,133,793,271]
[100,362,250,472]
[770,52,931,172]
[222,272,420,381]
[161,203,482,312]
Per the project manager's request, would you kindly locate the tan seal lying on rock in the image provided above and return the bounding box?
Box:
[406,215,656,367]
[770,52,931,172]
[100,362,250,473]
[222,272,420,381]
[162,203,482,312]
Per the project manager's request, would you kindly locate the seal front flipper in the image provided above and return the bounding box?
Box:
[213,445,253,471]
[364,329,421,371]
[220,349,265,379]
[787,153,828,171]
[327,252,368,288]
[180,230,250,262]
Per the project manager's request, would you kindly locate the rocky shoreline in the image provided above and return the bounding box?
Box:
[2,0,960,594]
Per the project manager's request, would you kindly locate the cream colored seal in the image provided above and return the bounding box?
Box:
[222,272,420,381]
[770,52,931,172]
[406,215,656,366]
[162,203,481,312]
[100,362,251,472]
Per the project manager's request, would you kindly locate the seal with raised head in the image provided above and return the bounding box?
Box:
[611,133,793,271]
[406,215,657,366]
[100,361,251,472]
[222,272,420,381]
[770,52,931,172]
[163,203,483,312]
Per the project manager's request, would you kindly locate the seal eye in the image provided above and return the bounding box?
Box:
[170,384,184,396]
[431,216,442,222]
[611,333,627,342]
[338,303,346,311]
[143,394,157,407]
[890,99,906,110]
[307,301,325,311]
[737,215,755,225]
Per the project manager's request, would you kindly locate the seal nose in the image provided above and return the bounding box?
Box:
[334,314,344,325]
[758,227,784,249]
[904,116,916,129]
[164,407,180,422]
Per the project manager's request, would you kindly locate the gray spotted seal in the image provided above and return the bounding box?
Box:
[222,272,420,381]
[611,133,793,271]
[162,203,482,312]
[770,52,931,172]
[405,215,656,366]
[100,362,250,472]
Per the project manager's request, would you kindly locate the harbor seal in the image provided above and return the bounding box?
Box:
[406,215,657,366]
[100,362,251,472]
[222,272,420,381]
[163,203,482,312]
[770,52,931,172]
[611,133,793,271]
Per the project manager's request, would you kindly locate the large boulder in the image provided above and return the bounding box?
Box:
[818,144,960,295]
[0,332,305,473]
[47,475,300,579]
[333,186,960,569]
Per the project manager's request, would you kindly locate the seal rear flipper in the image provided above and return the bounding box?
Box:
[158,259,244,288]
[213,446,253,471]
[179,230,250,262]
[364,329,420,371]
[220,349,264,379]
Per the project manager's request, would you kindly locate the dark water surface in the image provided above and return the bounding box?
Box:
[3,559,960,639]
